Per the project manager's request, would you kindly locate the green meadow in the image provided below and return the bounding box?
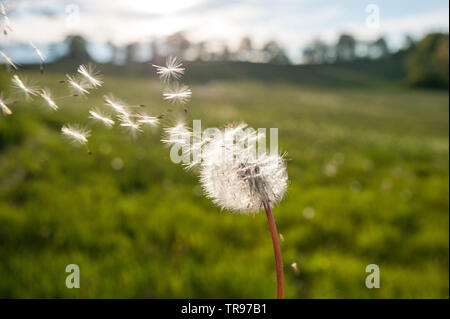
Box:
[0,69,448,298]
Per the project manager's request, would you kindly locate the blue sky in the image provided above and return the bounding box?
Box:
[1,0,449,62]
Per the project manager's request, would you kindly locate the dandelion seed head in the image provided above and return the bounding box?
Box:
[152,56,185,82]
[198,124,288,214]
[118,112,142,136]
[61,124,90,145]
[163,85,192,104]
[89,108,115,127]
[77,64,103,88]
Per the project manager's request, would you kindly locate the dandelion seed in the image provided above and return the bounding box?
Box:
[12,75,38,98]
[29,41,46,62]
[136,113,159,126]
[39,88,58,110]
[152,56,185,82]
[1,3,13,34]
[0,50,18,70]
[89,108,115,127]
[118,113,142,136]
[77,64,103,88]
[66,74,89,96]
[0,94,12,115]
[161,122,192,146]
[61,124,90,145]
[163,85,192,104]
[104,94,129,116]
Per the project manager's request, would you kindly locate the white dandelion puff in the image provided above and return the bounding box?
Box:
[39,88,58,110]
[104,94,129,116]
[66,74,89,96]
[0,50,18,70]
[89,108,115,127]
[29,41,46,62]
[195,123,288,214]
[0,94,12,115]
[77,64,103,88]
[163,85,192,104]
[152,56,185,82]
[12,75,38,98]
[61,124,90,145]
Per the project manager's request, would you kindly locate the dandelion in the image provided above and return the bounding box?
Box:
[39,89,58,111]
[193,123,287,298]
[104,94,129,116]
[0,94,12,115]
[77,64,103,88]
[163,85,192,104]
[0,49,18,70]
[152,56,185,82]
[61,124,90,145]
[65,74,89,96]
[12,75,38,98]
[89,108,115,127]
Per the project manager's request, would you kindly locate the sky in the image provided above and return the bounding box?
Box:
[1,0,449,62]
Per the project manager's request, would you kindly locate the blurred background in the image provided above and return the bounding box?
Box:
[0,0,448,298]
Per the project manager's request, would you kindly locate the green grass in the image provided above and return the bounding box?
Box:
[0,70,448,298]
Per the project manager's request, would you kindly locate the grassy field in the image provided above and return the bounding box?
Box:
[0,69,448,298]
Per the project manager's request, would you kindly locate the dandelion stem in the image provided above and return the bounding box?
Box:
[263,201,284,299]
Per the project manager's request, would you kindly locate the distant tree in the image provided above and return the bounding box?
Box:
[406,33,449,88]
[302,39,331,64]
[220,45,231,61]
[125,42,139,64]
[107,41,118,64]
[262,40,291,65]
[368,37,389,59]
[336,34,356,62]
[65,35,91,62]
[166,32,190,58]
[237,36,253,61]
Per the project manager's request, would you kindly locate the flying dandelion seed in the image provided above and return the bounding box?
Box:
[66,74,89,96]
[136,113,159,126]
[161,122,192,146]
[1,3,13,35]
[118,113,142,136]
[77,64,103,88]
[104,94,129,116]
[0,94,12,115]
[0,50,18,70]
[12,75,38,98]
[163,85,192,104]
[39,89,58,111]
[29,41,46,62]
[61,124,90,145]
[291,262,298,272]
[152,56,185,82]
[89,108,115,127]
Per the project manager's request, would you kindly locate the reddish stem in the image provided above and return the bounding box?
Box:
[263,201,284,299]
